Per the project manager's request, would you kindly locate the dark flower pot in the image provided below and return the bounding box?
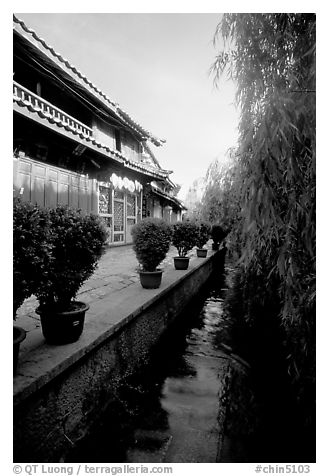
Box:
[139,269,163,289]
[13,325,26,375]
[36,301,89,345]
[196,248,208,258]
[174,256,190,270]
[212,242,219,251]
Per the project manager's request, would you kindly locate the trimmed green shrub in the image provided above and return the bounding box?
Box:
[13,197,51,318]
[36,206,108,311]
[131,218,172,272]
[195,221,211,249]
[172,220,198,257]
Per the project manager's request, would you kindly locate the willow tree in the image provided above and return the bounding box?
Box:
[211,14,315,412]
[201,154,242,237]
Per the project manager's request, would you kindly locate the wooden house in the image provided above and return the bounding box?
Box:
[13,15,185,245]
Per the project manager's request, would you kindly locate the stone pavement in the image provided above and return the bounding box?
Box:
[16,244,194,334]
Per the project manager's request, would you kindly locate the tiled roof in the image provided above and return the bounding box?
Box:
[13,87,169,180]
[13,15,166,147]
[150,186,186,210]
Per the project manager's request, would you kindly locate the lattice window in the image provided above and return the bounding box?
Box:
[127,194,136,217]
[114,190,124,200]
[114,201,124,232]
[99,186,112,214]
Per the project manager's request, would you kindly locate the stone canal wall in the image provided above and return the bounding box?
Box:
[14,249,225,462]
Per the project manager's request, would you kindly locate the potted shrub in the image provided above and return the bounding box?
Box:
[35,206,108,344]
[211,224,227,250]
[172,221,198,270]
[131,218,172,289]
[195,221,211,257]
[13,198,51,372]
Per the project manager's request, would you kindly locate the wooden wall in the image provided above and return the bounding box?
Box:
[13,156,98,214]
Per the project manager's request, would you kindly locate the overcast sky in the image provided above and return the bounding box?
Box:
[15,12,239,199]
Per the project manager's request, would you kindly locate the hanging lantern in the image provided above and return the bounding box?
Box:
[123,177,129,189]
[128,181,135,193]
[110,173,117,187]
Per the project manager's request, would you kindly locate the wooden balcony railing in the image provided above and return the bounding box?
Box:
[13,81,93,139]
[13,81,167,178]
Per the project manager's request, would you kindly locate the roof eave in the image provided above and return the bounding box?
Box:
[13,15,165,147]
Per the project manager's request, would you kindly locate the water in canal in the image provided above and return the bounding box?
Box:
[66,265,314,463]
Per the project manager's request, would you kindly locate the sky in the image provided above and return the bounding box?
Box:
[14,12,240,199]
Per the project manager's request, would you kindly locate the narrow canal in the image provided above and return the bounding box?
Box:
[65,264,313,463]
[65,265,245,463]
